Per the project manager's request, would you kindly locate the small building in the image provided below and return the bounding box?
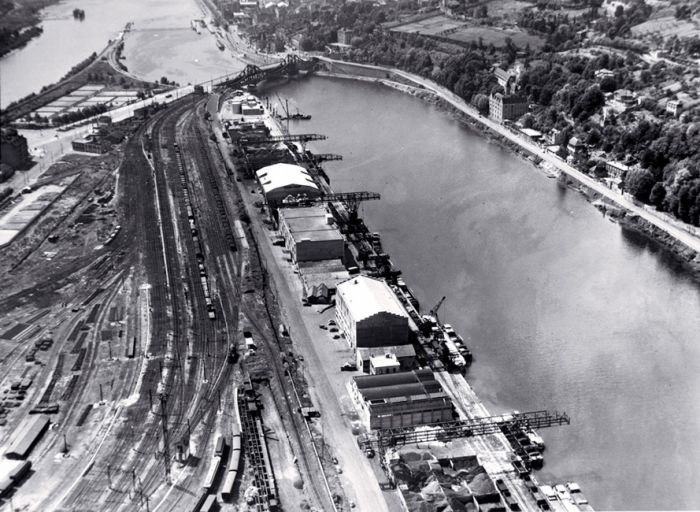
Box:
[566,136,586,156]
[351,369,453,430]
[608,89,637,112]
[666,100,682,117]
[370,353,401,374]
[278,205,344,263]
[72,135,109,154]
[336,275,410,349]
[356,345,417,373]
[337,28,354,46]
[519,128,543,141]
[255,163,321,209]
[594,68,614,79]
[605,160,630,179]
[1,128,31,170]
[489,93,528,123]
[299,259,350,304]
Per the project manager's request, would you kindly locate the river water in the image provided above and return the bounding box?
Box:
[0,0,239,108]
[3,1,700,506]
[269,78,700,510]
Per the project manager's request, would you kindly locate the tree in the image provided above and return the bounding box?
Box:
[299,37,314,51]
[599,75,617,92]
[649,182,666,209]
[625,168,656,202]
[473,93,489,115]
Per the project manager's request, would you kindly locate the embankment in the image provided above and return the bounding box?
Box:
[314,59,700,278]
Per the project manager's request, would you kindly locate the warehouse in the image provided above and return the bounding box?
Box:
[255,163,321,209]
[335,276,410,348]
[4,414,50,459]
[351,369,453,430]
[278,206,344,263]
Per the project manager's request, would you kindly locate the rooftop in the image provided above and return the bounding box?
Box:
[354,368,444,401]
[357,345,416,359]
[337,275,409,323]
[256,163,318,195]
[370,354,401,369]
[279,206,343,243]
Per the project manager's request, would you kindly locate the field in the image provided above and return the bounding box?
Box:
[391,15,465,36]
[631,16,700,38]
[390,14,545,48]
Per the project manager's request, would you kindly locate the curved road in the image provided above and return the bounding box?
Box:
[318,56,700,255]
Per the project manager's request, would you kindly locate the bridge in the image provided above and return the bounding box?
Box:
[216,54,318,90]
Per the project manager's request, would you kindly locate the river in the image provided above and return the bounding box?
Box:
[0,0,239,108]
[4,2,700,506]
[268,77,700,510]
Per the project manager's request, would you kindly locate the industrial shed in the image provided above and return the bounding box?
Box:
[4,415,50,459]
[278,206,344,263]
[255,163,321,209]
[335,276,409,348]
[351,369,453,430]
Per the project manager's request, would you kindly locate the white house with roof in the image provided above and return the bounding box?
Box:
[335,275,410,349]
[255,163,321,208]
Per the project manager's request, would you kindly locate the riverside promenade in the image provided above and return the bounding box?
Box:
[316,56,700,256]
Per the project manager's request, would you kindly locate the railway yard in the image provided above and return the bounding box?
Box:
[1,72,593,512]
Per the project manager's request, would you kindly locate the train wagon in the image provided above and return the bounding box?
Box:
[214,435,226,457]
[202,455,222,491]
[5,415,50,459]
[0,477,13,498]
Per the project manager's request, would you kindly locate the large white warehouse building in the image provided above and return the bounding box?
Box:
[255,163,321,209]
[335,275,410,348]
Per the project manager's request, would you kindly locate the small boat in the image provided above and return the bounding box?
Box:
[216,40,225,51]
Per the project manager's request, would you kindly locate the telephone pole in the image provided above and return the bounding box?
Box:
[159,393,171,484]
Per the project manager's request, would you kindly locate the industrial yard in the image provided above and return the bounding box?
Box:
[1,60,592,512]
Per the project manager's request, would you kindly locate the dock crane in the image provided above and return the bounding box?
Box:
[430,296,446,325]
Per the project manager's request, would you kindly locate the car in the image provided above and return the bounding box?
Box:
[340,362,357,371]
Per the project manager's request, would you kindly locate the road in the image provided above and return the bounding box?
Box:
[317,56,700,256]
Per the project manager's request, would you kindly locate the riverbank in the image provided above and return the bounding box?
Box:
[314,60,700,279]
[0,0,59,57]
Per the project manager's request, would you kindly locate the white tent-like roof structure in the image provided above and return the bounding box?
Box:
[336,276,409,323]
[255,163,318,196]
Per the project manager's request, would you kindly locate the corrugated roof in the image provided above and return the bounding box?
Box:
[337,276,409,323]
[256,163,318,195]
[355,368,434,388]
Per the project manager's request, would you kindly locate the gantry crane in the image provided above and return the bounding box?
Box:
[358,410,570,452]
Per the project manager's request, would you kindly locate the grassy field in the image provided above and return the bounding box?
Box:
[631,16,700,38]
[390,15,545,49]
[448,25,545,48]
[391,15,465,36]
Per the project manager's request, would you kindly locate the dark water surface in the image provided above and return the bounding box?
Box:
[272,77,700,510]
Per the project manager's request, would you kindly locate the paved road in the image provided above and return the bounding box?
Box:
[318,57,700,255]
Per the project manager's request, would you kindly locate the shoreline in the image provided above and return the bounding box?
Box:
[314,67,700,280]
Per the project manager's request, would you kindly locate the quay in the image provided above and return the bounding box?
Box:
[210,87,592,512]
